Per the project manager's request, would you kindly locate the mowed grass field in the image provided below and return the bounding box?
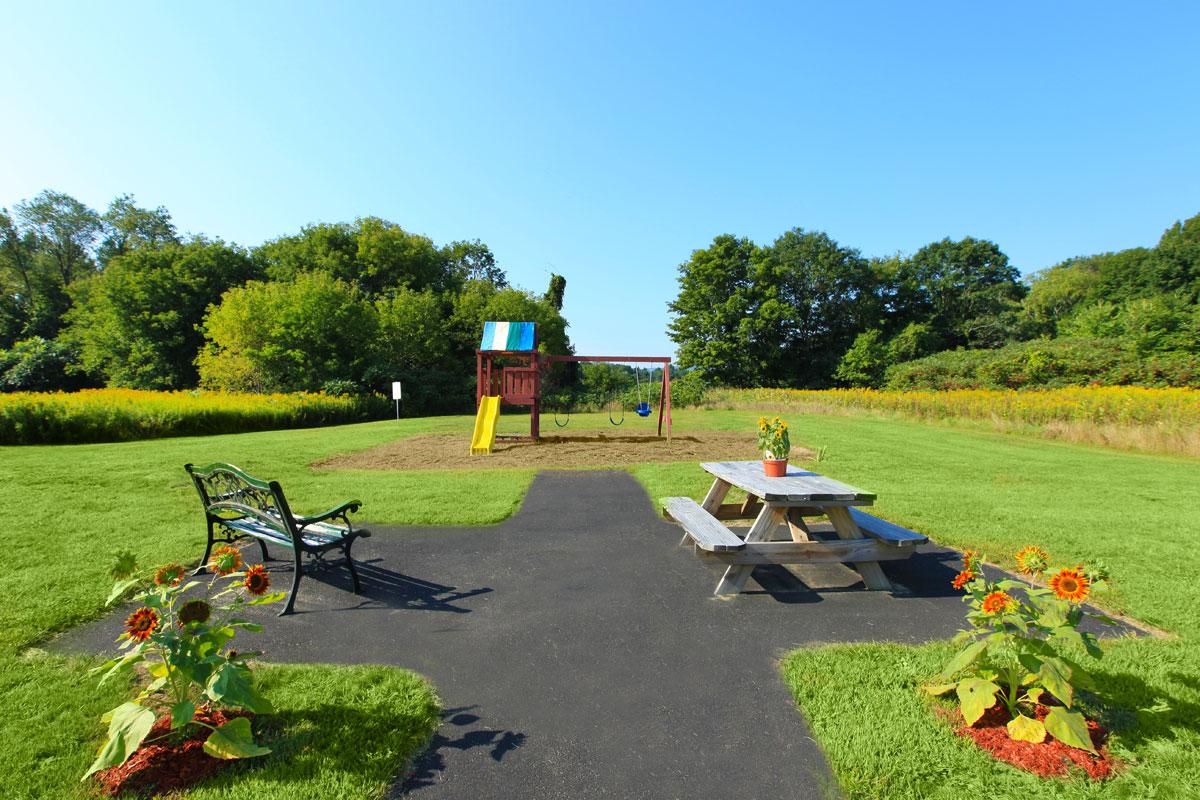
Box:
[2,408,1198,798]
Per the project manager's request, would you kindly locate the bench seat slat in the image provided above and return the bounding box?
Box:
[222,517,353,549]
[848,508,928,547]
[665,497,745,552]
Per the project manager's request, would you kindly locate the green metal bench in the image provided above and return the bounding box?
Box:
[185,462,371,615]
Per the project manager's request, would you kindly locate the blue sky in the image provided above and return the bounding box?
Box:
[2,1,1198,358]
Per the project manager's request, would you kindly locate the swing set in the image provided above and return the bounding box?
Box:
[474,321,672,444]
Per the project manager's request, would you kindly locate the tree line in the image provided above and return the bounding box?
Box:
[668,213,1200,389]
[0,190,570,412]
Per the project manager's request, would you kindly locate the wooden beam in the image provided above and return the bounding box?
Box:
[826,506,892,591]
[699,539,912,566]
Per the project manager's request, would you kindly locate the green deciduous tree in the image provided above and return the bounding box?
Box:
[667,235,763,386]
[197,272,379,392]
[98,194,179,267]
[442,239,507,288]
[66,239,261,388]
[258,218,445,297]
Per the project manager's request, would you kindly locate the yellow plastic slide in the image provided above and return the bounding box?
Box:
[469,395,501,455]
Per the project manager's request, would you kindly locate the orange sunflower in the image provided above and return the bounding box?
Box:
[1014,546,1050,576]
[244,564,271,596]
[981,590,1015,615]
[1049,567,1090,603]
[209,545,243,576]
[154,563,186,586]
[961,549,981,571]
[951,570,977,590]
[125,607,159,641]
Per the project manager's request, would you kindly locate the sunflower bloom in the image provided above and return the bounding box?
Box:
[1049,568,1090,603]
[961,549,981,571]
[125,607,159,642]
[1014,546,1049,576]
[951,569,977,590]
[244,564,271,596]
[178,599,211,626]
[154,563,186,587]
[209,545,243,576]
[981,590,1015,615]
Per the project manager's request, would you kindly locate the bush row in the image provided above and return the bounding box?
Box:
[884,338,1200,391]
[0,389,389,445]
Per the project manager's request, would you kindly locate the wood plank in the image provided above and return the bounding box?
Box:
[699,539,913,565]
[714,504,786,596]
[665,497,745,552]
[786,508,812,542]
[699,461,876,504]
[849,508,928,547]
[700,478,731,514]
[825,506,892,591]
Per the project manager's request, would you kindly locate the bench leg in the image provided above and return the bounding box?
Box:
[715,505,785,596]
[344,544,362,594]
[280,552,302,616]
[194,520,215,575]
[826,507,892,591]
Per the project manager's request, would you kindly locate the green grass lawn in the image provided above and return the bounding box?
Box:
[3,408,1199,798]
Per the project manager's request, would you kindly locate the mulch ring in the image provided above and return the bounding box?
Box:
[93,706,255,797]
[315,430,811,471]
[942,703,1117,780]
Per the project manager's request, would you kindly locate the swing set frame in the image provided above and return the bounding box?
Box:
[475,324,672,442]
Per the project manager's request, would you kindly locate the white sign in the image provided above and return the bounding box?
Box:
[391,381,403,400]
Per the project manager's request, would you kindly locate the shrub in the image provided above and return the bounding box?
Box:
[0,389,388,445]
[885,337,1200,390]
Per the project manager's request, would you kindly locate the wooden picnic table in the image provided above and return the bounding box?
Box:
[666,461,927,596]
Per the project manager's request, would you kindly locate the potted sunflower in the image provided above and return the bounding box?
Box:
[757,416,791,477]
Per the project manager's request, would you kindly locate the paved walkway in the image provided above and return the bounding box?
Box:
[57,471,1106,799]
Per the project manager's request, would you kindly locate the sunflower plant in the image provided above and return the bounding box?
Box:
[928,546,1114,753]
[756,416,791,460]
[83,546,286,781]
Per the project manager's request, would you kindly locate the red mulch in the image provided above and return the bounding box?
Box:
[93,706,253,797]
[945,702,1117,780]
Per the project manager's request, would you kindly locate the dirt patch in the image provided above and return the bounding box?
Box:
[316,430,802,471]
[93,706,253,797]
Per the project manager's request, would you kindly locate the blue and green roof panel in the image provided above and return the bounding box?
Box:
[480,321,536,351]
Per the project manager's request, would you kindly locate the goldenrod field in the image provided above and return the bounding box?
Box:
[706,386,1200,457]
[0,389,386,445]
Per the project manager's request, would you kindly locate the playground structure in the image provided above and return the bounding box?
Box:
[470,321,672,454]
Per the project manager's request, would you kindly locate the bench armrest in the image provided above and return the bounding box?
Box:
[295,500,362,525]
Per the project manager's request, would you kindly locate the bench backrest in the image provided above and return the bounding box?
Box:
[185,462,298,542]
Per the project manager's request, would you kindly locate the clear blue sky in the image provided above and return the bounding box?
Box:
[3,1,1198,358]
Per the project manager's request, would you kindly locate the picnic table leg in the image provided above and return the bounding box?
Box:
[715,504,785,596]
[786,508,812,542]
[682,478,733,546]
[826,507,892,591]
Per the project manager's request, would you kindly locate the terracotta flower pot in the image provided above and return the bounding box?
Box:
[762,458,788,477]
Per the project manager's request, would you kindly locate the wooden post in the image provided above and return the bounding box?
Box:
[530,350,540,440]
[475,351,483,406]
[658,361,671,439]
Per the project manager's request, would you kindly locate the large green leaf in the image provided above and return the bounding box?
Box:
[206,662,273,713]
[1007,713,1046,743]
[170,700,195,730]
[956,677,1000,725]
[202,717,271,760]
[1038,657,1074,707]
[938,639,988,680]
[1044,707,1097,753]
[82,702,156,780]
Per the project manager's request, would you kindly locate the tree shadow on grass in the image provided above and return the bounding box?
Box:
[393,705,526,795]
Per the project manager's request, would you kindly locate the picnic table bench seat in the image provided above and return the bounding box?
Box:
[185,462,371,615]
[666,497,745,552]
[848,508,928,548]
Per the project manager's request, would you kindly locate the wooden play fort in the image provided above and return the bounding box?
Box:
[471,321,672,454]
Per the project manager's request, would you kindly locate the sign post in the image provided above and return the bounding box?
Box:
[391,381,402,420]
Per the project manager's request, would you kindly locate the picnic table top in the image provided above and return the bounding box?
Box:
[699,461,877,505]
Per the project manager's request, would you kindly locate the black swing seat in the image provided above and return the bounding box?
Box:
[185,462,370,616]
